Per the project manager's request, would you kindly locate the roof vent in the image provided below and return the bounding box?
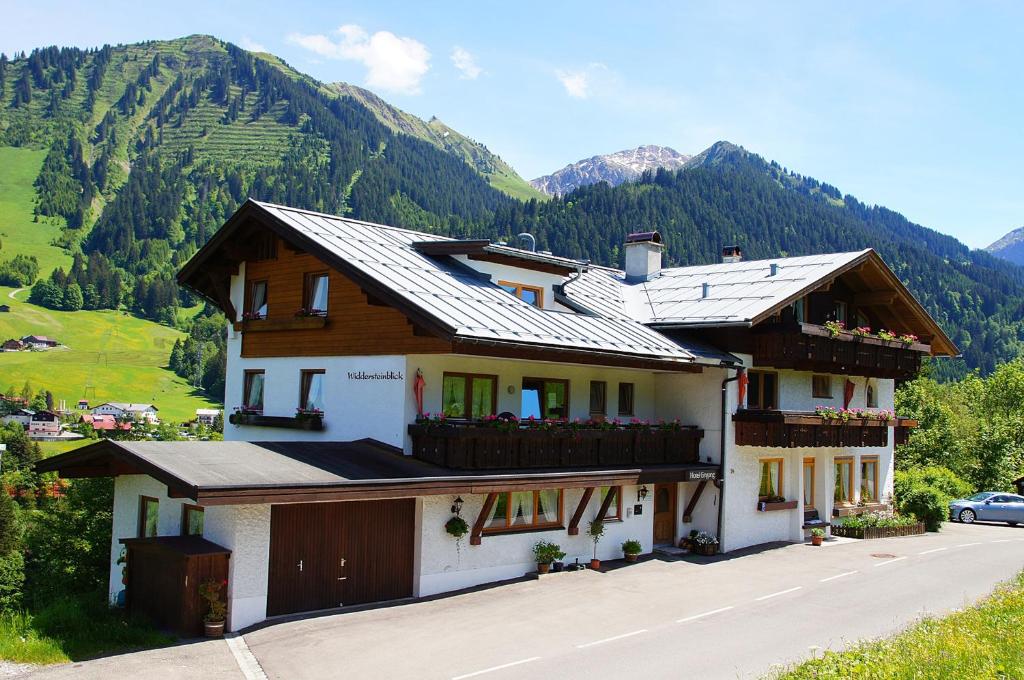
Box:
[722,245,743,263]
[702,282,710,298]
[624,231,664,283]
[769,263,779,277]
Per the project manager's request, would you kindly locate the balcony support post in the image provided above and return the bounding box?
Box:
[682,480,707,523]
[596,486,617,520]
[567,487,596,535]
[470,492,498,546]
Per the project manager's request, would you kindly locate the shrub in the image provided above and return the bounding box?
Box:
[838,511,919,530]
[621,539,643,555]
[0,552,24,612]
[532,541,565,565]
[898,485,948,532]
[894,466,972,501]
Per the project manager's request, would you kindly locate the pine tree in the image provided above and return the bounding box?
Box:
[63,282,84,311]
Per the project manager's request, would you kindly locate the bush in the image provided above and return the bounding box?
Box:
[898,485,948,532]
[532,541,565,565]
[621,539,643,555]
[0,552,25,612]
[894,466,972,501]
[838,511,919,530]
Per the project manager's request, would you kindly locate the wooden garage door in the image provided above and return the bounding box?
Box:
[267,499,415,617]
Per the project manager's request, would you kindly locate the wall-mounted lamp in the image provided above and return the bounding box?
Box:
[451,496,464,516]
[637,485,649,502]
[507,385,516,394]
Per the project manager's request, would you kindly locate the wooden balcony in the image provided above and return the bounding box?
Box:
[752,323,929,379]
[733,410,890,448]
[408,422,703,470]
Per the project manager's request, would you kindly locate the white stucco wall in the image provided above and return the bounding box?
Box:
[109,476,271,631]
[449,255,574,312]
[654,368,731,464]
[418,485,654,596]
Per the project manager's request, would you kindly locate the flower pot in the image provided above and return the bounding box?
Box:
[624,553,639,562]
[811,535,823,546]
[537,562,550,574]
[552,561,564,573]
[590,558,601,570]
[204,621,225,638]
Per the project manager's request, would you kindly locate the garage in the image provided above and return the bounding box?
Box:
[266,499,416,616]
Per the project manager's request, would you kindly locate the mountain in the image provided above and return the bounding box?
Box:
[986,227,1024,266]
[530,144,692,196]
[328,83,543,201]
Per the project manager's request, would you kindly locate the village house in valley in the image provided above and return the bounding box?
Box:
[90,402,160,424]
[39,199,955,634]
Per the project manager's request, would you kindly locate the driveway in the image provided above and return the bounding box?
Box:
[25,522,1024,680]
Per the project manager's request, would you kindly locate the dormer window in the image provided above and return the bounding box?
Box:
[304,273,329,316]
[498,280,543,308]
[249,280,268,319]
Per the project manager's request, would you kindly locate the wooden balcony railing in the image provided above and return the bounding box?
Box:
[408,422,703,470]
[752,323,928,379]
[733,410,893,448]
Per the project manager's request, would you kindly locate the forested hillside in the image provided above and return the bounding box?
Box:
[0,36,1021,391]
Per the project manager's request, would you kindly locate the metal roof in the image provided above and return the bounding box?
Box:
[250,201,697,365]
[564,251,872,325]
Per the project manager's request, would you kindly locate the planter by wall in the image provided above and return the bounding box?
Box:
[690,543,717,556]
[228,412,324,431]
[830,522,925,539]
[757,499,798,512]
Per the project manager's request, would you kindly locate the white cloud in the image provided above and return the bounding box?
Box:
[286,24,430,95]
[450,46,482,80]
[239,36,268,53]
[555,63,615,99]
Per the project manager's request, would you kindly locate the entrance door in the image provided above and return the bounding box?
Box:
[653,483,677,545]
[266,499,415,617]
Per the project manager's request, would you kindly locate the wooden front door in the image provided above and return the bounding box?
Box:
[266,499,415,617]
[653,483,676,545]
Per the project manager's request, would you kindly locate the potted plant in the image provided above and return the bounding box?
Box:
[587,518,605,570]
[810,527,825,546]
[621,539,642,562]
[532,541,565,574]
[690,531,719,556]
[199,578,227,637]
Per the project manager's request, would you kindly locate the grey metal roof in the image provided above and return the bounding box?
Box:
[252,201,696,364]
[564,251,871,326]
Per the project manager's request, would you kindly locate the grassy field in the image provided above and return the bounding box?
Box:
[0,147,72,277]
[0,286,218,423]
[769,570,1024,679]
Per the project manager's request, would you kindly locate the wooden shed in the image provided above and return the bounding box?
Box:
[120,536,231,637]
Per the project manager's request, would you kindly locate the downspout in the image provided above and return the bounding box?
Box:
[716,367,742,553]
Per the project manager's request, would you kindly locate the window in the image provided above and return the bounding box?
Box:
[866,381,878,408]
[812,375,832,399]
[617,383,635,416]
[498,281,544,308]
[792,297,806,323]
[441,373,497,419]
[599,486,622,521]
[300,370,325,412]
[485,489,563,531]
[747,371,778,409]
[521,378,569,420]
[242,370,265,412]
[860,457,879,502]
[182,505,204,536]
[303,272,329,316]
[138,496,159,538]
[758,458,784,500]
[803,458,815,508]
[835,458,854,503]
[589,381,607,416]
[833,300,848,324]
[249,280,268,319]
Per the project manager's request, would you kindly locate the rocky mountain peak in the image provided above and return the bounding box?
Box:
[530,144,692,196]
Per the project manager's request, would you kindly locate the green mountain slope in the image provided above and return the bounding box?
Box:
[328,83,544,201]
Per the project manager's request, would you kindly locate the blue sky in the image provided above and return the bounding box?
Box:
[2,1,1021,247]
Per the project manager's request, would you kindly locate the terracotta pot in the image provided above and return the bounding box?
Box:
[625,553,639,562]
[537,562,550,574]
[590,558,601,570]
[811,535,824,546]
[204,621,225,638]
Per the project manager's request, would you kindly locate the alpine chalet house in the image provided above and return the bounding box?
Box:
[38,200,954,633]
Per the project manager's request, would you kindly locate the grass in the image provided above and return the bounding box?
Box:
[0,594,173,664]
[0,286,219,423]
[768,570,1024,679]
[0,147,72,276]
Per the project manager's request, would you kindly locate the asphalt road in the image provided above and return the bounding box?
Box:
[24,522,1024,680]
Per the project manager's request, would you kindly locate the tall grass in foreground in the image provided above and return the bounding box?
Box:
[0,594,172,665]
[770,570,1024,679]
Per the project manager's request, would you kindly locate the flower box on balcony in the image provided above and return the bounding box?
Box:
[757,499,798,512]
[228,412,324,431]
[232,316,327,333]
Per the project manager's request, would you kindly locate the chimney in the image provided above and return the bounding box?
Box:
[624,231,664,283]
[722,245,743,263]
